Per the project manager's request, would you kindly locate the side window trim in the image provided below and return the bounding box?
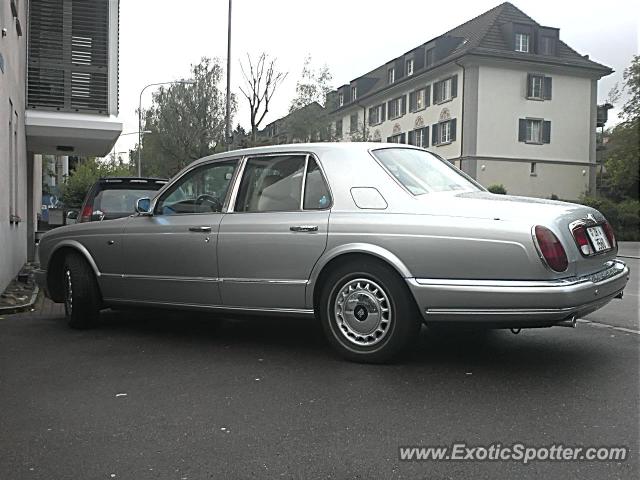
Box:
[153,158,239,216]
[299,155,310,210]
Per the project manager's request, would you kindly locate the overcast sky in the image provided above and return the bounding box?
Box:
[110,0,638,158]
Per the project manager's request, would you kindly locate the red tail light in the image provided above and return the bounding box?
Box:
[534,226,568,272]
[80,205,93,223]
[571,225,593,256]
[603,221,616,249]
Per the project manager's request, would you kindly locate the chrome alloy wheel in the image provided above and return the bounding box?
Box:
[63,268,73,315]
[333,278,392,346]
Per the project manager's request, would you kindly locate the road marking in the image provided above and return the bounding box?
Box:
[577,318,640,335]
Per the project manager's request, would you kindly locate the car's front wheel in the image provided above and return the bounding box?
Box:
[62,252,101,329]
[318,259,421,363]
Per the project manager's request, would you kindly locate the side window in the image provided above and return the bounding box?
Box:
[303,158,331,210]
[155,160,238,215]
[235,155,306,212]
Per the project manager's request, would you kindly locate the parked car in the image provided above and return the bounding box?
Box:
[35,144,630,363]
[75,177,168,223]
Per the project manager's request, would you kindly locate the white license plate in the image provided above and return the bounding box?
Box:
[587,225,611,252]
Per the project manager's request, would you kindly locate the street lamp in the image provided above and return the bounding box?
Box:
[225,0,232,149]
[138,81,194,176]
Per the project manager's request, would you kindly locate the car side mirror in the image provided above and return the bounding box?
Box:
[136,197,153,216]
[66,210,78,220]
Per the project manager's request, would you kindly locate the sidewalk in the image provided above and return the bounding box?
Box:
[617,241,640,259]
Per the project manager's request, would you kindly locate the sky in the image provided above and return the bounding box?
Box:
[109,0,639,158]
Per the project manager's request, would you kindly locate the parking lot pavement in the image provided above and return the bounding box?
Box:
[0,301,638,479]
[585,256,639,332]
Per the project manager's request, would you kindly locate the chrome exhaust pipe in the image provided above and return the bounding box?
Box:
[557,316,577,328]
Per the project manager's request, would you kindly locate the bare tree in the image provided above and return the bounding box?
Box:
[239,53,287,142]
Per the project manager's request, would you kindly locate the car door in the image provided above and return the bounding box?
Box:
[118,159,239,306]
[218,153,332,310]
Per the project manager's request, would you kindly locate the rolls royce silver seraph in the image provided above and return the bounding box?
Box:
[36,143,630,362]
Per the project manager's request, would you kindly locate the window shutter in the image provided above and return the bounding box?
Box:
[543,77,552,100]
[450,119,457,142]
[408,131,415,145]
[401,96,407,115]
[426,85,431,107]
[368,108,373,126]
[526,74,533,98]
[387,100,393,117]
[409,91,416,112]
[424,126,430,147]
[432,123,439,145]
[400,133,406,144]
[386,136,392,142]
[381,104,386,122]
[542,120,551,143]
[518,119,527,142]
[434,81,440,103]
[451,75,458,98]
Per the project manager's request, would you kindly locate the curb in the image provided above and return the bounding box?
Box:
[0,287,40,315]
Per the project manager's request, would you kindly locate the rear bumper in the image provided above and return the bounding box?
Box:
[407,260,629,327]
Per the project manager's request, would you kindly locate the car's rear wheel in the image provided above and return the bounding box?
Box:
[318,259,421,363]
[62,252,101,329]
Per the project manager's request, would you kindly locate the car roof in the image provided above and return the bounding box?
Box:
[97,177,168,183]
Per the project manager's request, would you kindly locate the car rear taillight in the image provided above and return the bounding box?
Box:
[80,205,93,223]
[603,221,616,249]
[534,226,568,272]
[571,225,593,256]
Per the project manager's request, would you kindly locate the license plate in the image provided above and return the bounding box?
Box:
[586,225,611,252]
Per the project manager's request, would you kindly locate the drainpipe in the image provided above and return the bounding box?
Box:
[454,60,465,171]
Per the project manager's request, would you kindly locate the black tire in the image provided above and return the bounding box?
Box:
[318,259,422,363]
[62,252,101,329]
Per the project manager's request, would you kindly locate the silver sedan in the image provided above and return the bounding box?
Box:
[36,143,630,362]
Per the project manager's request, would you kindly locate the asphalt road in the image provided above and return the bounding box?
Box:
[585,256,639,332]
[0,297,638,479]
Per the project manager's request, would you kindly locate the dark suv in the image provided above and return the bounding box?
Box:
[77,177,167,223]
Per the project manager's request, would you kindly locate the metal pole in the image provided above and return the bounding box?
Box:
[225,0,232,149]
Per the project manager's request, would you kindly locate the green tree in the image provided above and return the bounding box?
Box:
[61,157,133,207]
[285,55,335,142]
[136,57,235,178]
[603,55,639,200]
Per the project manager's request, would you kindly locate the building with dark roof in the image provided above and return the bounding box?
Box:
[330,2,611,200]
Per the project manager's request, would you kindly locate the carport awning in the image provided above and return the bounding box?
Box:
[26,110,122,156]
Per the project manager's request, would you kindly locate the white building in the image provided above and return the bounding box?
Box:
[0,0,122,292]
[330,2,611,200]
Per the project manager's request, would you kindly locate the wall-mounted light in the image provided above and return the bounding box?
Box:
[481,164,486,171]
[581,169,586,176]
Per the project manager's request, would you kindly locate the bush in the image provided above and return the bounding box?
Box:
[487,184,507,195]
[61,158,133,208]
[579,195,640,241]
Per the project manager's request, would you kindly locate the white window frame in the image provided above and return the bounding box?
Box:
[338,92,344,107]
[529,74,544,99]
[525,119,543,144]
[515,33,530,53]
[406,59,414,76]
[416,89,425,111]
[388,133,404,144]
[411,128,427,148]
[440,121,452,144]
[351,86,357,101]
[370,104,383,126]
[388,97,402,120]
[388,67,395,84]
[435,78,452,104]
[349,113,359,134]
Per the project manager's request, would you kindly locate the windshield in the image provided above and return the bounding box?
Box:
[372,148,480,195]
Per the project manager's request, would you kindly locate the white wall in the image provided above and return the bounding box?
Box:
[476,64,592,161]
[0,0,28,291]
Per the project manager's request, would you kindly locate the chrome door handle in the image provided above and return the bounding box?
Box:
[290,225,318,232]
[189,226,212,233]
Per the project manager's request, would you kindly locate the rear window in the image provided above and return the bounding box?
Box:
[93,186,161,215]
[372,148,479,195]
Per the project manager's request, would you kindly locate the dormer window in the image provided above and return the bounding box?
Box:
[426,48,435,67]
[338,92,344,107]
[387,67,395,84]
[540,36,555,55]
[351,86,357,101]
[406,59,414,76]
[515,33,530,52]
